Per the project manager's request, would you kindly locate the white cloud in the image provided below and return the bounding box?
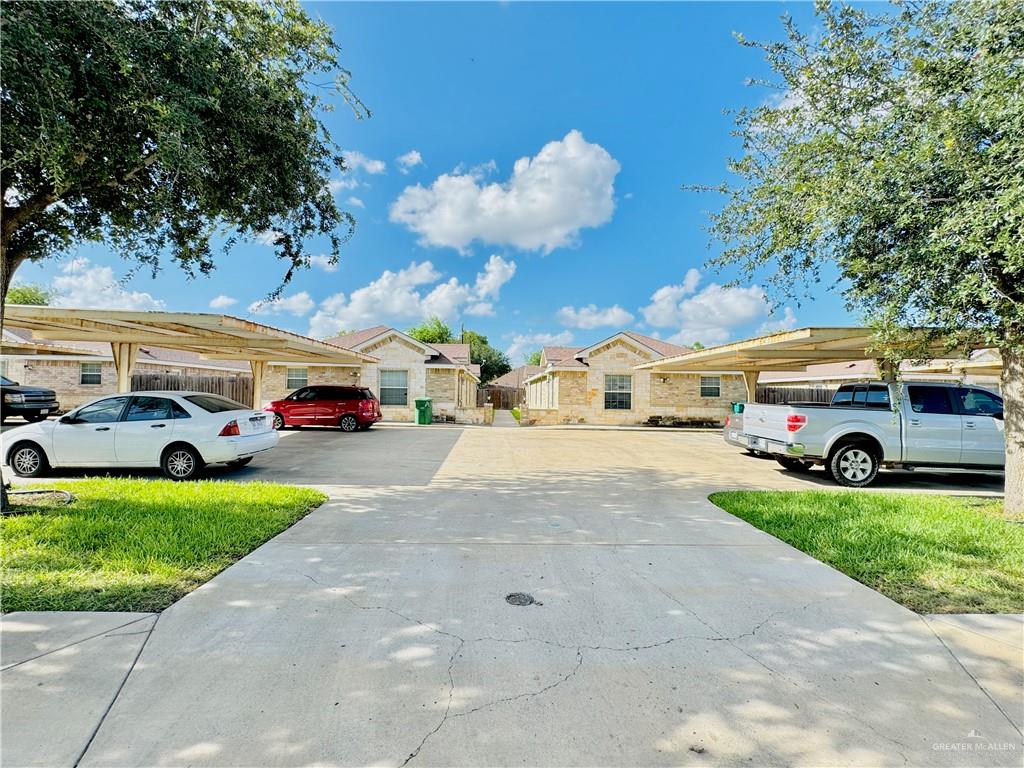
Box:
[640,270,771,346]
[209,294,237,309]
[344,150,386,175]
[327,177,359,193]
[51,258,165,311]
[556,303,634,329]
[309,254,339,273]
[473,254,517,299]
[346,196,365,209]
[390,130,620,253]
[255,229,282,246]
[506,331,574,363]
[248,291,315,317]
[396,150,423,173]
[758,306,798,335]
[307,256,516,338]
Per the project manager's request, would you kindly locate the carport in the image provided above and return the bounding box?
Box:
[2,306,376,408]
[636,326,957,401]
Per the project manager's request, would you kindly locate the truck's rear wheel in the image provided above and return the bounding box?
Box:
[828,443,879,487]
[775,456,813,473]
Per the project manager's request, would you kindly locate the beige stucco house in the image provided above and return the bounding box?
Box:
[521,331,747,426]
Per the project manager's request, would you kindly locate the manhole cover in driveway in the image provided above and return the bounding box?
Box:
[506,592,539,606]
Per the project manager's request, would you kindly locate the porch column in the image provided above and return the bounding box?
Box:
[110,342,139,393]
[250,360,267,409]
[742,370,759,402]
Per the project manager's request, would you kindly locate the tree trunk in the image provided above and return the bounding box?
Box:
[0,244,24,514]
[1000,344,1023,516]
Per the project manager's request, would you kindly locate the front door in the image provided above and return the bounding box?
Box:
[903,385,962,464]
[115,395,175,465]
[52,396,130,465]
[954,387,1005,467]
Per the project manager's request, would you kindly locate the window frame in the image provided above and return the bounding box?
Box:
[124,396,174,422]
[699,375,721,398]
[954,387,1003,417]
[379,369,409,406]
[286,367,308,390]
[604,374,633,411]
[907,385,956,415]
[80,361,103,385]
[71,396,130,424]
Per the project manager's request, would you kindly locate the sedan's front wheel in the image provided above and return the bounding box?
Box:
[9,443,49,478]
[339,415,359,432]
[162,445,204,481]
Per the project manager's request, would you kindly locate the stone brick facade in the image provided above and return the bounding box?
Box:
[521,338,744,426]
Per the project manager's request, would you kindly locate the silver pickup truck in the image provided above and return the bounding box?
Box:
[724,381,1005,487]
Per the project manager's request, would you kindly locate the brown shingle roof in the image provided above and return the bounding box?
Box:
[543,346,582,364]
[324,326,393,350]
[431,343,470,365]
[490,365,544,388]
[621,331,691,358]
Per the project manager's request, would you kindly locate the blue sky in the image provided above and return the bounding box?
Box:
[17,1,852,362]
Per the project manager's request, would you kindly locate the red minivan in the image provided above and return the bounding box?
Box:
[265,385,382,432]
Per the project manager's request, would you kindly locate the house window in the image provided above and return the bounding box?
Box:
[379,369,409,406]
[700,376,721,398]
[604,374,632,410]
[286,367,308,389]
[80,362,102,385]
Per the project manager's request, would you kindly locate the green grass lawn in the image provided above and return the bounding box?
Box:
[710,491,1024,614]
[1,479,326,612]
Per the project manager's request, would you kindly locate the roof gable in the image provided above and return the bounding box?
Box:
[325,326,436,357]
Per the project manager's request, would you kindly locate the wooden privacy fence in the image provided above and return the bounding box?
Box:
[755,385,836,405]
[131,372,254,404]
[478,386,521,410]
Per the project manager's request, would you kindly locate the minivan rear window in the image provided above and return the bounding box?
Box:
[184,394,249,413]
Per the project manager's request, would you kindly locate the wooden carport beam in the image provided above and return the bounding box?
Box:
[110,342,139,393]
[743,370,759,402]
[250,360,267,410]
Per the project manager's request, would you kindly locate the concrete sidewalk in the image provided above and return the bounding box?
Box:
[3,429,1019,767]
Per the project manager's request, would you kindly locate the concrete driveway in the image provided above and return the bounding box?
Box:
[3,427,1019,767]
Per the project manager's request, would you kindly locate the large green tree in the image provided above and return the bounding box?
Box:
[406,316,454,345]
[463,330,511,384]
[704,1,1023,511]
[5,284,52,306]
[406,317,511,383]
[0,0,368,305]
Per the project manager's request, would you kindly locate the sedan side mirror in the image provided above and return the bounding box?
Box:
[59,415,78,424]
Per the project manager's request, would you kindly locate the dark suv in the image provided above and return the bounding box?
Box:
[264,385,382,432]
[1,375,60,423]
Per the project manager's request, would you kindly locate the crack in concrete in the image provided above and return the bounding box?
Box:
[620,557,913,763]
[73,613,161,767]
[918,615,1023,739]
[1,614,157,672]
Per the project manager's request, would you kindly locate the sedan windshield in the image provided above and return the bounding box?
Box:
[184,394,249,413]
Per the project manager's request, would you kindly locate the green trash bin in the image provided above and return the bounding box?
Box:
[414,397,433,425]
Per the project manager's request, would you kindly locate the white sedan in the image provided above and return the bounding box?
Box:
[2,391,279,480]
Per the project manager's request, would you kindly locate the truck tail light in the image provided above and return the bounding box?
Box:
[786,414,807,432]
[219,420,240,437]
[724,415,731,428]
